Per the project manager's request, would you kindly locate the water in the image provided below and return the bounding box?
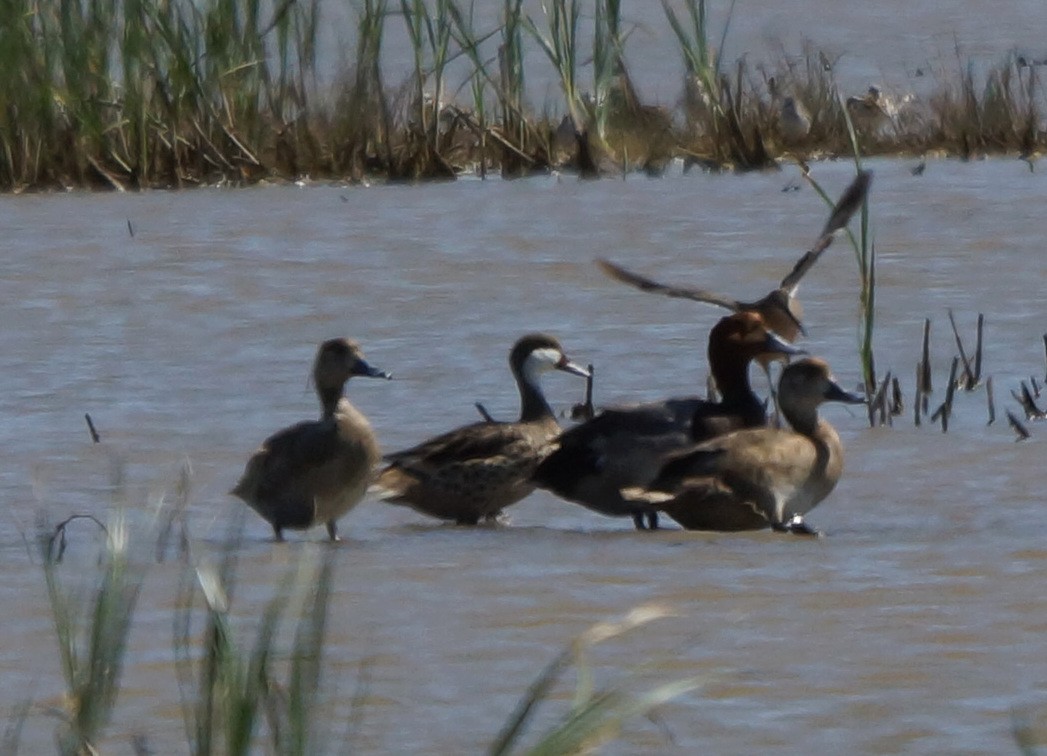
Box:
[2,156,1046,753]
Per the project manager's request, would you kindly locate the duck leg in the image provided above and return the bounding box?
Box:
[325,521,342,542]
[272,524,286,542]
[631,511,659,530]
[772,514,820,537]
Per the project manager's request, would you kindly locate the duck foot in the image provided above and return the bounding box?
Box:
[631,512,659,531]
[326,521,343,542]
[772,515,821,537]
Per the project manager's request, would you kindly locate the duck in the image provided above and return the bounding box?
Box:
[533,311,805,530]
[778,96,812,146]
[621,358,865,534]
[846,86,890,134]
[231,338,390,542]
[375,333,590,524]
[597,169,872,356]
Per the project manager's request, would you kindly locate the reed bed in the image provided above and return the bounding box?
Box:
[21,495,699,754]
[2,0,1044,191]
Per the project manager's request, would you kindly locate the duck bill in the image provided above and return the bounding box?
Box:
[762,330,806,359]
[557,356,591,378]
[355,360,392,380]
[824,379,866,404]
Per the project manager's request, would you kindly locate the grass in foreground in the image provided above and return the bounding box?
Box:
[29,496,701,754]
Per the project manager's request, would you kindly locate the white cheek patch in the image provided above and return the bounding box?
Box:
[522,347,562,385]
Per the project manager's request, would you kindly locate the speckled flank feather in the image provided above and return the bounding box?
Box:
[375,333,588,525]
[232,338,388,541]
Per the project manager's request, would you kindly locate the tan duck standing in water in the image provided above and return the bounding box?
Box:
[621,358,864,535]
[533,311,804,531]
[232,338,390,541]
[375,333,589,525]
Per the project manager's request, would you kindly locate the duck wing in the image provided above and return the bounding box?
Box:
[779,170,872,294]
[597,259,742,311]
[232,420,347,520]
[384,421,538,469]
[533,399,703,495]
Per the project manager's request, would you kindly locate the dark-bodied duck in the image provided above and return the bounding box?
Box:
[232,338,390,542]
[375,333,589,525]
[597,169,872,351]
[533,311,804,531]
[621,358,864,535]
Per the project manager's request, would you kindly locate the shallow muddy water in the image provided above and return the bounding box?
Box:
[2,157,1047,753]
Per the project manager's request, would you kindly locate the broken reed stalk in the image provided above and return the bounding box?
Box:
[891,375,903,416]
[914,362,923,427]
[569,364,596,421]
[1013,382,1047,420]
[475,402,497,422]
[1007,410,1031,441]
[85,413,101,443]
[973,313,984,383]
[867,372,890,427]
[920,318,932,394]
[947,309,976,388]
[986,375,995,425]
[931,357,959,432]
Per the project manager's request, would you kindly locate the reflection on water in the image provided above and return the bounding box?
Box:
[2,157,1047,753]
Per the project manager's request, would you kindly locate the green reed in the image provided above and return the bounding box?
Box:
[2,0,1045,189]
[37,513,142,755]
[523,0,583,141]
[801,101,877,396]
[174,533,336,755]
[489,604,704,756]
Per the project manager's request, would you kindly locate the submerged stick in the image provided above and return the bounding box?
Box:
[85,413,101,443]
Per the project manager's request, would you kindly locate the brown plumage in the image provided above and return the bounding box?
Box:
[533,311,804,530]
[231,338,390,541]
[596,169,872,354]
[375,333,589,524]
[621,358,865,534]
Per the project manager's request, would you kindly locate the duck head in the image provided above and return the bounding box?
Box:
[510,333,591,384]
[709,311,806,365]
[313,338,391,393]
[779,358,866,410]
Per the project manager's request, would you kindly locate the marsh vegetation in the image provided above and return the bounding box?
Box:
[2,0,1044,190]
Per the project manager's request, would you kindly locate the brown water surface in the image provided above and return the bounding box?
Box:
[2,158,1047,753]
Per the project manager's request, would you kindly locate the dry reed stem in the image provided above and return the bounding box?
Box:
[1007,410,1031,441]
